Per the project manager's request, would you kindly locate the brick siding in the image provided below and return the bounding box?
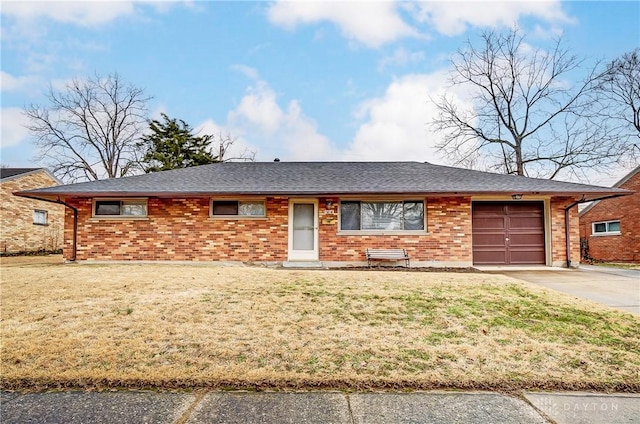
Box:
[550,197,580,266]
[1,171,65,253]
[63,195,577,266]
[318,197,472,263]
[579,171,640,262]
[64,197,289,261]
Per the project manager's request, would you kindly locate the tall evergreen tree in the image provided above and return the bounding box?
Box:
[139,113,218,172]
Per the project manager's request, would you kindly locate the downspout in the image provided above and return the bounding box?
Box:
[563,193,628,268]
[13,194,78,262]
[564,202,579,268]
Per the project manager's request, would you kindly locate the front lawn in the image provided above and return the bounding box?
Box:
[1,256,638,392]
[591,262,640,270]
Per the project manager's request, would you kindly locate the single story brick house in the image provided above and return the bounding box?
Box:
[1,168,65,254]
[15,162,632,267]
[579,166,640,262]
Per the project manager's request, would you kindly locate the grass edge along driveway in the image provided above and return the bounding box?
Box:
[1,257,639,393]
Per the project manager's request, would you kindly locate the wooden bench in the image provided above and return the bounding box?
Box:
[365,248,410,268]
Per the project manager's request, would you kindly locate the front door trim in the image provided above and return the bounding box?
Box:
[288,199,319,261]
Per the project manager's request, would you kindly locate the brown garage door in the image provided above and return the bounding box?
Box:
[472,202,545,265]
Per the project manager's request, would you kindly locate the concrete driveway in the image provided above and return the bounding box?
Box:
[493,265,640,315]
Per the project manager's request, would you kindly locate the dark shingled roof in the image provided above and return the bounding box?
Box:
[15,162,632,201]
[1,168,42,180]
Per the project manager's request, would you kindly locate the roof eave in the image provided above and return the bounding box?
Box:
[14,188,633,202]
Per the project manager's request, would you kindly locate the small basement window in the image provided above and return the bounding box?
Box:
[94,199,147,217]
[592,220,620,235]
[33,209,48,225]
[211,200,266,217]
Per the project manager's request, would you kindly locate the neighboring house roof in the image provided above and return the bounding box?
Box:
[579,165,640,217]
[1,167,61,184]
[1,168,43,180]
[15,162,632,201]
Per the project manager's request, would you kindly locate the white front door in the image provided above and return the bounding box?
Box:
[288,199,319,261]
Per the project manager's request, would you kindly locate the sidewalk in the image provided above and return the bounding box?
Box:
[1,390,638,423]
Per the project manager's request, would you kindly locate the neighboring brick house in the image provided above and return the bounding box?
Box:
[1,168,65,254]
[579,166,640,263]
[15,162,631,267]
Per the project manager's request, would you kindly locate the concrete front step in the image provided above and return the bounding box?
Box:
[281,261,326,268]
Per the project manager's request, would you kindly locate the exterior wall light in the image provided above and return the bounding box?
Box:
[512,194,523,200]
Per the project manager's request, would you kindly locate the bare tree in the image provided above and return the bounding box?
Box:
[595,48,640,163]
[24,73,151,182]
[215,132,256,162]
[431,28,629,180]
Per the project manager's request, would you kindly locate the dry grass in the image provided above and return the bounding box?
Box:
[591,262,640,270]
[1,256,639,392]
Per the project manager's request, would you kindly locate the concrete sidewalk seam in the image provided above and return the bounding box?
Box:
[345,393,356,424]
[175,392,205,424]
[518,392,557,424]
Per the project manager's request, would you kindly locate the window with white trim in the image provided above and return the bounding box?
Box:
[94,199,147,217]
[592,220,620,235]
[340,200,425,231]
[33,209,48,225]
[211,200,266,217]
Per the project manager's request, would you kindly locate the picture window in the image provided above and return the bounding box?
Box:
[340,200,425,231]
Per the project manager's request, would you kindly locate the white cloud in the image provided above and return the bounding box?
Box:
[228,81,285,135]
[410,0,572,36]
[1,1,137,27]
[229,64,260,81]
[0,71,41,94]
[195,118,258,161]
[531,23,565,40]
[1,108,31,149]
[279,100,336,160]
[378,48,425,71]
[0,1,191,27]
[345,72,473,163]
[220,79,336,160]
[208,71,474,164]
[1,1,190,45]
[196,71,476,163]
[267,1,417,48]
[267,0,571,46]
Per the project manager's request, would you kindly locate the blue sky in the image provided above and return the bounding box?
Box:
[1,1,639,184]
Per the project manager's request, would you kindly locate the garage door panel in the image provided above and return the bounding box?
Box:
[474,233,507,246]
[472,201,545,265]
[509,233,545,246]
[473,249,508,264]
[472,217,505,229]
[509,249,546,264]
[507,203,543,212]
[473,203,505,214]
[508,216,544,229]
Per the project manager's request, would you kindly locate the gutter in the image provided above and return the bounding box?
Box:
[14,194,78,262]
[563,193,629,268]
